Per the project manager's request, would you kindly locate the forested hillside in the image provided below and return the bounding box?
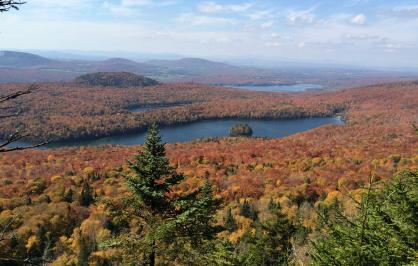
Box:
[0,82,417,265]
[1,81,417,143]
[74,72,160,88]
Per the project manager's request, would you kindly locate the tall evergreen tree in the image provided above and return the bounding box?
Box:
[79,181,94,207]
[311,170,418,266]
[103,124,222,265]
[224,208,237,232]
[238,202,295,265]
[63,188,73,203]
[207,240,240,266]
[240,200,258,221]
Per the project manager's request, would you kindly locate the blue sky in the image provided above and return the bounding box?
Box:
[1,0,418,68]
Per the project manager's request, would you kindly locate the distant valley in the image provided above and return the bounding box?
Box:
[1,50,417,89]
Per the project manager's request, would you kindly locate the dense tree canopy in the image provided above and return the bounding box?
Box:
[0,82,347,142]
[74,72,160,88]
[230,123,253,137]
[1,80,417,143]
[0,81,416,264]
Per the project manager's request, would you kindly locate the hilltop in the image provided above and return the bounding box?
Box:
[146,58,242,74]
[0,50,53,68]
[74,72,160,88]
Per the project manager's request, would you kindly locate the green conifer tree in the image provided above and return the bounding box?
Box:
[80,181,94,207]
[240,200,258,221]
[311,170,418,265]
[103,124,222,265]
[224,208,237,232]
[238,202,295,265]
[207,240,240,266]
[63,188,73,203]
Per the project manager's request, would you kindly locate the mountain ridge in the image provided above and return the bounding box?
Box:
[0,51,416,88]
[0,50,54,68]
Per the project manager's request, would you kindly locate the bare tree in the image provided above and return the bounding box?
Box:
[0,0,25,12]
[0,85,48,152]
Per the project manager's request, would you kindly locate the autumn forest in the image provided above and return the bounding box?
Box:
[1,0,418,265]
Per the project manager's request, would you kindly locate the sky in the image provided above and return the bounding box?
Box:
[0,0,418,68]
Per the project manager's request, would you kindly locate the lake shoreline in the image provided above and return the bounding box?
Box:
[9,116,344,149]
[222,83,325,93]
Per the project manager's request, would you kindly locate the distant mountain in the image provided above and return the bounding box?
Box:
[0,52,159,83]
[74,72,160,88]
[0,51,54,68]
[0,51,263,84]
[146,58,241,75]
[0,51,416,88]
[102,58,139,65]
[91,58,156,73]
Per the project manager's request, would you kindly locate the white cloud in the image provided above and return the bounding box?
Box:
[198,2,251,14]
[350,14,366,25]
[265,42,281,47]
[176,13,236,26]
[260,21,274,29]
[2,0,418,68]
[248,10,273,20]
[343,33,385,41]
[102,0,175,16]
[103,2,135,16]
[120,0,153,7]
[287,8,316,25]
[31,0,91,8]
[386,5,418,18]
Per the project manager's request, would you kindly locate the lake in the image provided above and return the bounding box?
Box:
[227,84,323,92]
[13,117,343,149]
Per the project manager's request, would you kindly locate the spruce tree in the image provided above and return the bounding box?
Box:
[238,202,295,265]
[237,201,295,266]
[207,240,240,266]
[224,208,237,232]
[311,170,418,265]
[63,188,73,203]
[240,200,251,218]
[80,181,94,207]
[240,200,258,221]
[104,124,222,265]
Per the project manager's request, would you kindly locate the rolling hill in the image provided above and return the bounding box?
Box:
[0,50,53,67]
[0,51,417,88]
[74,72,160,88]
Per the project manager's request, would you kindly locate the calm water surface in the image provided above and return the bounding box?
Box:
[227,84,323,92]
[15,117,343,149]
